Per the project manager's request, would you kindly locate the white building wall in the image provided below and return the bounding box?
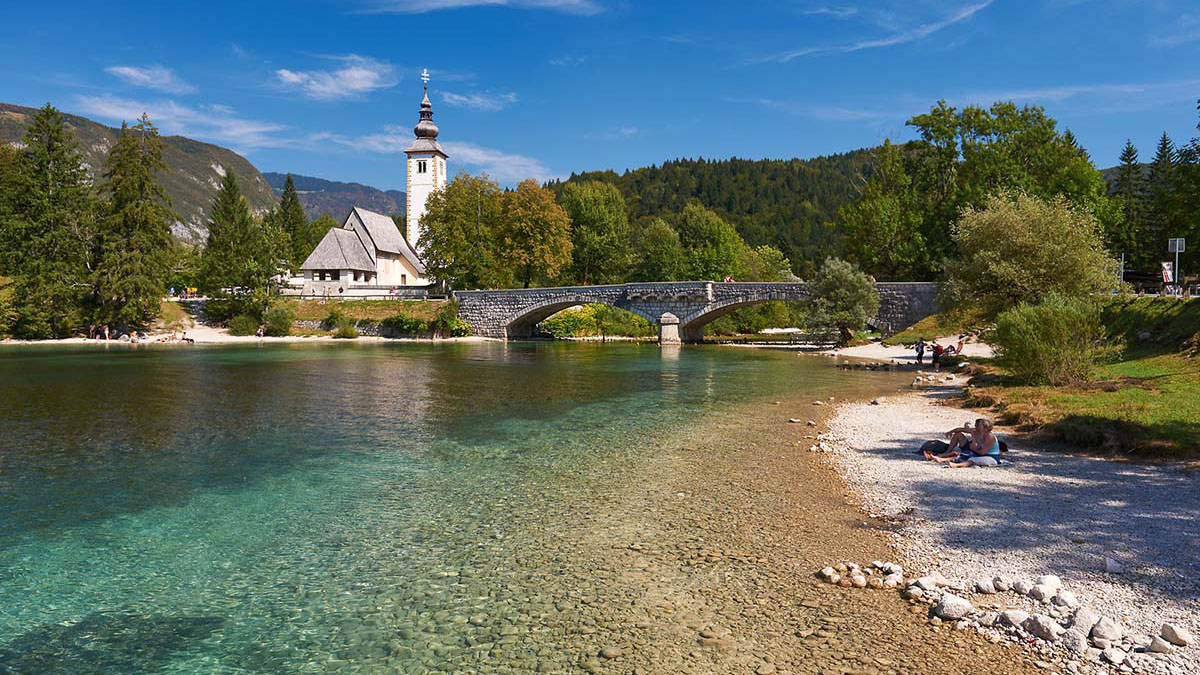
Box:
[405,152,445,252]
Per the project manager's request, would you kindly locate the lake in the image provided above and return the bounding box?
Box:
[0,342,903,674]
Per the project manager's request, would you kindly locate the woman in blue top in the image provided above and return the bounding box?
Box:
[926,418,1000,467]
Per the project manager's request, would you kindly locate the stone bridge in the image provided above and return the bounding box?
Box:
[455,281,939,344]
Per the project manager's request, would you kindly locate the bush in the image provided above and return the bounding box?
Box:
[806,257,880,346]
[228,314,260,336]
[323,307,348,329]
[262,306,295,337]
[944,192,1120,318]
[333,320,359,339]
[380,313,427,336]
[430,302,472,337]
[993,295,1120,385]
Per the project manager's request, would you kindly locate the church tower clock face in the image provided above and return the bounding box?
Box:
[404,69,448,254]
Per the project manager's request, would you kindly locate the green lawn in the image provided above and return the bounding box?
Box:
[968,297,1200,457]
[278,298,450,323]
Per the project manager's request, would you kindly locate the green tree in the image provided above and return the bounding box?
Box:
[1141,132,1178,271]
[676,202,746,281]
[943,192,1119,319]
[1112,139,1143,265]
[0,104,98,337]
[837,140,928,279]
[275,174,309,270]
[743,245,793,282]
[93,114,176,327]
[806,257,880,346]
[420,172,504,289]
[308,213,339,254]
[630,217,684,281]
[497,179,572,288]
[200,169,280,318]
[993,295,1117,386]
[557,181,631,284]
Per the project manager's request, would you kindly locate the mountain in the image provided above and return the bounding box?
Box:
[0,102,276,243]
[263,172,405,221]
[550,150,875,276]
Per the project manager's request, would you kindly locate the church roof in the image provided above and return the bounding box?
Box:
[405,87,448,157]
[405,137,447,155]
[300,227,376,272]
[350,207,426,274]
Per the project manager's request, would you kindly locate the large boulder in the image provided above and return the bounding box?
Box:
[1036,575,1063,591]
[1000,609,1030,628]
[1061,629,1089,654]
[1091,616,1124,642]
[934,594,974,620]
[1071,607,1101,633]
[1023,614,1065,641]
[1161,623,1193,646]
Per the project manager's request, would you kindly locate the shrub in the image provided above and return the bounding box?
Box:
[944,192,1120,318]
[228,314,260,336]
[992,295,1120,385]
[430,302,472,337]
[262,306,295,337]
[323,307,348,329]
[333,320,359,339]
[806,257,880,346]
[540,306,595,338]
[380,313,427,336]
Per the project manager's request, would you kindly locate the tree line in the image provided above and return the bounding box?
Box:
[0,104,334,338]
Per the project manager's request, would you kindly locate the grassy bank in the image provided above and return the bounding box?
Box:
[966,297,1200,457]
[278,299,450,323]
[881,310,982,346]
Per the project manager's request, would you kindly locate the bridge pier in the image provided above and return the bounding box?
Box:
[658,313,680,345]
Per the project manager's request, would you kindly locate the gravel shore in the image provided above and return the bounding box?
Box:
[824,378,1199,671]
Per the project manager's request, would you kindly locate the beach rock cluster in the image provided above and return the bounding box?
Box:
[817,562,1196,674]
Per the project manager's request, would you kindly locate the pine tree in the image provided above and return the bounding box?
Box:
[1142,132,1178,270]
[201,169,278,319]
[1,104,98,337]
[1112,139,1143,265]
[94,114,177,327]
[276,174,309,271]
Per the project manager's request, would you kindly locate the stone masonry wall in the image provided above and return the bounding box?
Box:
[455,282,939,340]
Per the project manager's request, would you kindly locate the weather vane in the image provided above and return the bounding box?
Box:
[421,68,430,88]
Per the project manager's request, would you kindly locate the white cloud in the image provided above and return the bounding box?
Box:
[953,78,1200,115]
[318,125,552,182]
[802,6,859,19]
[1150,13,1200,48]
[356,0,602,15]
[583,126,639,140]
[75,94,288,151]
[105,65,195,94]
[441,90,519,111]
[762,1,994,63]
[275,55,397,101]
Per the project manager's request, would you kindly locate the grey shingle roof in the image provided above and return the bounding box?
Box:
[351,207,426,275]
[300,227,375,272]
[405,137,446,155]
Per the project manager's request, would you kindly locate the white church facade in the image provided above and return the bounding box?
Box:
[296,72,447,297]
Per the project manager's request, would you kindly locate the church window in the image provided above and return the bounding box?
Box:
[401,274,407,286]
[417,160,428,174]
[331,271,340,281]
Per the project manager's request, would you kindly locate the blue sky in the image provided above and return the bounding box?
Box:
[2,0,1199,191]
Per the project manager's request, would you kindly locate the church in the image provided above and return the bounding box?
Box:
[297,71,447,296]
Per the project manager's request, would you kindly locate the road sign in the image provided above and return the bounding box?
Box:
[1162,262,1174,283]
[1169,238,1186,253]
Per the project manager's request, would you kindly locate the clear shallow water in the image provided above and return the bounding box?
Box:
[0,342,899,674]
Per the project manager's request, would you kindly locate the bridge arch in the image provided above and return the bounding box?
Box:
[678,291,809,342]
[502,294,658,339]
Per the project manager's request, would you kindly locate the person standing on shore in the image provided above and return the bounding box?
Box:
[915,337,926,365]
[931,342,943,371]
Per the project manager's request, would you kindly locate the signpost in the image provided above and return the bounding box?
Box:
[1168,238,1186,296]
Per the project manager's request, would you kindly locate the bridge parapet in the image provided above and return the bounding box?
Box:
[454,281,939,342]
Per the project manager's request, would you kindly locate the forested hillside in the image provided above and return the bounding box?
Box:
[0,103,275,243]
[263,172,404,221]
[549,151,874,277]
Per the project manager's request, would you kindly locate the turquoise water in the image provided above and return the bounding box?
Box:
[0,342,898,673]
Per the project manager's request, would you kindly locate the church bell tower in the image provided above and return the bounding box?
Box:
[404,69,448,253]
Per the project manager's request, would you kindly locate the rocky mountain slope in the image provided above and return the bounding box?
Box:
[263,172,404,221]
[0,102,276,243]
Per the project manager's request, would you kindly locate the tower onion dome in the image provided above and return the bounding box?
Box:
[413,89,439,139]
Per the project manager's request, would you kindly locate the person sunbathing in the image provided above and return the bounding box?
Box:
[923,418,1001,467]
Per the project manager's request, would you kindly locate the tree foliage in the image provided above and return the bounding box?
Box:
[420,173,505,289]
[676,202,746,281]
[630,218,684,282]
[498,179,572,287]
[557,181,630,284]
[806,257,880,346]
[836,140,927,279]
[93,114,177,327]
[275,174,310,271]
[0,104,99,337]
[993,295,1118,386]
[943,192,1120,319]
[200,169,282,319]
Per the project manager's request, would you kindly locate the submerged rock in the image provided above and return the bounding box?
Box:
[934,594,973,620]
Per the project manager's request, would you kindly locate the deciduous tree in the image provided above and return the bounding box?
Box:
[497,179,572,288]
[630,217,684,282]
[557,181,630,284]
[420,173,504,289]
